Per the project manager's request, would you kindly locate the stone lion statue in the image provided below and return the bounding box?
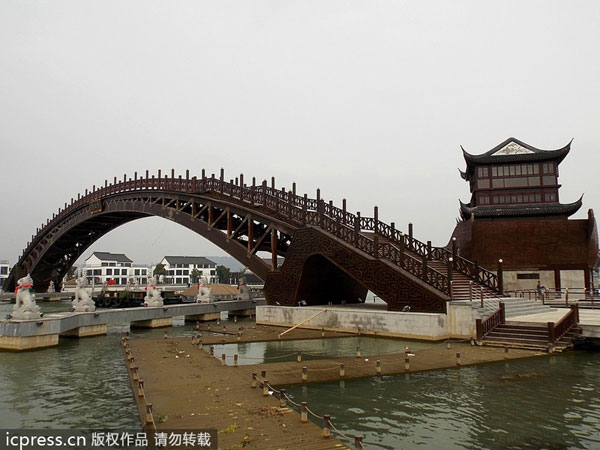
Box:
[237,276,252,301]
[144,275,163,307]
[196,277,212,303]
[10,274,42,320]
[72,276,96,312]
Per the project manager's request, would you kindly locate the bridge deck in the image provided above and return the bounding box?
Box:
[0,300,265,338]
[126,337,350,450]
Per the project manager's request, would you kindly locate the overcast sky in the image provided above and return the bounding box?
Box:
[1,1,599,267]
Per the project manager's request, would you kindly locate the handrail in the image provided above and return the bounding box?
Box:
[475,302,505,342]
[548,304,579,344]
[17,170,501,297]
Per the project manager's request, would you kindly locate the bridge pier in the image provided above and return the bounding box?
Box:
[228,309,255,319]
[130,318,173,329]
[0,334,59,351]
[185,313,220,322]
[60,324,107,338]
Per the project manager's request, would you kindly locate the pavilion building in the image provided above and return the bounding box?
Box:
[452,137,599,292]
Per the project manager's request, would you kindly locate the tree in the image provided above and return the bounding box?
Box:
[190,268,202,284]
[153,263,167,282]
[216,265,231,284]
[66,266,78,281]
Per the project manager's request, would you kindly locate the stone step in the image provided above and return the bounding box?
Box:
[491,328,548,337]
[484,335,551,346]
[481,341,565,352]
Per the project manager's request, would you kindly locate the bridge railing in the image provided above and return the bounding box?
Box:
[21,170,497,298]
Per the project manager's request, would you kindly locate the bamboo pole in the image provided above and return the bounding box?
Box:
[278,308,328,338]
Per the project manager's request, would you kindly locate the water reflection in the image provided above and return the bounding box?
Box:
[212,336,457,365]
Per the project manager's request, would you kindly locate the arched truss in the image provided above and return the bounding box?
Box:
[6,170,501,312]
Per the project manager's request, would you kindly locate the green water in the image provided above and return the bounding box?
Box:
[210,336,463,365]
[0,301,598,449]
[284,352,600,450]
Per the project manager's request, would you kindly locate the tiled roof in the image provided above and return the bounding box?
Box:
[162,256,217,266]
[459,197,583,220]
[462,137,571,166]
[88,252,132,263]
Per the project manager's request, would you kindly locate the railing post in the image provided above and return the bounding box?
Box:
[499,301,505,323]
[354,213,360,246]
[447,257,454,289]
[469,281,473,302]
[498,259,504,296]
[262,180,267,205]
[322,415,331,438]
[565,288,569,306]
[452,237,457,264]
[408,222,413,248]
[220,168,224,194]
[303,194,308,224]
[342,199,347,225]
[354,435,363,450]
[547,321,555,344]
[476,318,483,341]
[318,199,324,228]
[374,205,379,234]
[427,240,432,260]
[571,302,579,323]
[399,232,405,266]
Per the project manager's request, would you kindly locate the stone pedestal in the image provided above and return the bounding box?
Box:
[60,324,107,338]
[185,312,220,322]
[0,334,59,351]
[131,318,173,328]
[228,309,254,318]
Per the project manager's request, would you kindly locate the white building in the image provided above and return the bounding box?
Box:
[159,256,217,285]
[84,252,149,286]
[0,260,9,290]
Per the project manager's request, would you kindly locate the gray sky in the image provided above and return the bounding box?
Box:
[1,1,599,266]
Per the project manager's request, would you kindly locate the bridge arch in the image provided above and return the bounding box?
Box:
[7,170,501,312]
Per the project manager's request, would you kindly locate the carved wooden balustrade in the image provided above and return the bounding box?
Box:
[475,302,506,342]
[18,169,501,298]
[548,303,579,345]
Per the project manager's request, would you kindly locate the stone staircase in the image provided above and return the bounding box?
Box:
[480,323,581,352]
[455,296,558,319]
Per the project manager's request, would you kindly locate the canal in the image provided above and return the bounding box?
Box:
[0,300,599,449]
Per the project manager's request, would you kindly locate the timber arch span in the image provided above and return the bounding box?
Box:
[5,170,502,312]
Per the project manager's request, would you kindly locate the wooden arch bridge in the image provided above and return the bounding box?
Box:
[5,170,503,312]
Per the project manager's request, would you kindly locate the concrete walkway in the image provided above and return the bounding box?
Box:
[509,308,600,325]
[508,308,600,339]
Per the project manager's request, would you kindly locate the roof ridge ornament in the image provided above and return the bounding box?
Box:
[491,140,534,156]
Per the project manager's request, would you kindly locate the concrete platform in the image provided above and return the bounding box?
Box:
[257,303,481,341]
[0,299,265,351]
[509,309,600,340]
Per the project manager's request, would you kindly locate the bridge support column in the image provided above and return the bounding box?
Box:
[60,324,107,338]
[185,313,220,322]
[131,318,173,329]
[228,309,254,319]
[0,334,59,351]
